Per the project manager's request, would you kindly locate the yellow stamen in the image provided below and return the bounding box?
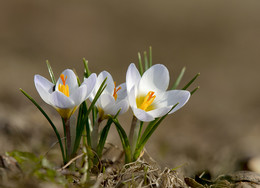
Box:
[58,74,70,97]
[113,81,121,101]
[139,91,156,111]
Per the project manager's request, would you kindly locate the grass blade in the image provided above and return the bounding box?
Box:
[20,89,65,163]
[137,121,144,146]
[182,73,200,90]
[191,86,200,95]
[138,52,144,75]
[134,103,179,161]
[46,60,56,84]
[110,116,131,163]
[83,58,91,78]
[144,51,148,71]
[171,67,186,90]
[72,101,87,155]
[97,109,121,157]
[149,46,152,67]
[81,78,107,132]
[96,119,112,157]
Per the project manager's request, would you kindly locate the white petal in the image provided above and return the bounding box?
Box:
[98,71,114,95]
[70,85,88,106]
[82,73,97,100]
[116,83,127,101]
[50,91,75,109]
[112,99,129,115]
[156,90,190,114]
[128,86,137,108]
[133,107,155,122]
[126,63,141,93]
[34,75,54,105]
[147,106,172,118]
[55,69,78,94]
[98,94,115,115]
[138,64,169,95]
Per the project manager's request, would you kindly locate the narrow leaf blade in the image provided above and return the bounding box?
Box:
[138,52,144,75]
[46,60,56,84]
[20,89,65,163]
[182,73,200,90]
[171,67,186,90]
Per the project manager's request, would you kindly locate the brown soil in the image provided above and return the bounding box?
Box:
[1,0,260,186]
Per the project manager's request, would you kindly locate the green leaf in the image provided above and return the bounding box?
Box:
[92,106,97,127]
[61,117,67,160]
[96,119,112,157]
[138,118,158,146]
[72,101,88,156]
[138,52,144,75]
[7,151,68,184]
[144,51,149,71]
[83,58,91,78]
[171,67,186,90]
[191,86,200,95]
[110,116,131,163]
[85,114,92,147]
[97,109,121,157]
[134,103,179,161]
[137,121,144,146]
[46,60,56,84]
[20,89,66,164]
[6,150,39,165]
[97,108,121,158]
[84,78,107,120]
[182,73,200,90]
[149,46,152,67]
[80,78,107,148]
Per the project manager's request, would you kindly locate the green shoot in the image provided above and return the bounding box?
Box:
[171,67,186,90]
[20,89,65,164]
[182,73,200,90]
[46,60,56,84]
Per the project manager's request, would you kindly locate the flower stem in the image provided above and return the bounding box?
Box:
[129,116,140,157]
[64,118,72,161]
[91,115,102,151]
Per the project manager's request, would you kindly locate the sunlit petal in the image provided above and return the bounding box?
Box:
[133,107,155,122]
[34,75,54,105]
[126,63,141,93]
[50,91,75,109]
[82,73,97,99]
[138,64,169,95]
[98,71,114,95]
[128,87,137,108]
[147,106,172,118]
[155,90,190,114]
[98,94,115,114]
[113,99,129,115]
[116,83,127,101]
[55,69,78,93]
[70,85,88,106]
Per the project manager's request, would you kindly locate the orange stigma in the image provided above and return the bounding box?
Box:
[113,82,121,101]
[139,91,156,111]
[58,74,69,97]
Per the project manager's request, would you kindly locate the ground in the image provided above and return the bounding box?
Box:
[1,0,260,187]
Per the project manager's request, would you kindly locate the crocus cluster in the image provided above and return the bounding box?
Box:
[34,64,190,123]
[21,52,197,166]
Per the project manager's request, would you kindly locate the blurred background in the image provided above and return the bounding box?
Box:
[1,0,260,177]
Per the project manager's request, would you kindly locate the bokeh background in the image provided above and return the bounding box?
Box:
[1,0,260,177]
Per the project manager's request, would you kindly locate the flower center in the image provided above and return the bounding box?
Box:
[138,91,156,111]
[58,74,70,97]
[113,82,121,101]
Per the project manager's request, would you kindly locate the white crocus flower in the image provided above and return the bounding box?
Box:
[126,63,190,122]
[34,69,97,119]
[90,71,129,120]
